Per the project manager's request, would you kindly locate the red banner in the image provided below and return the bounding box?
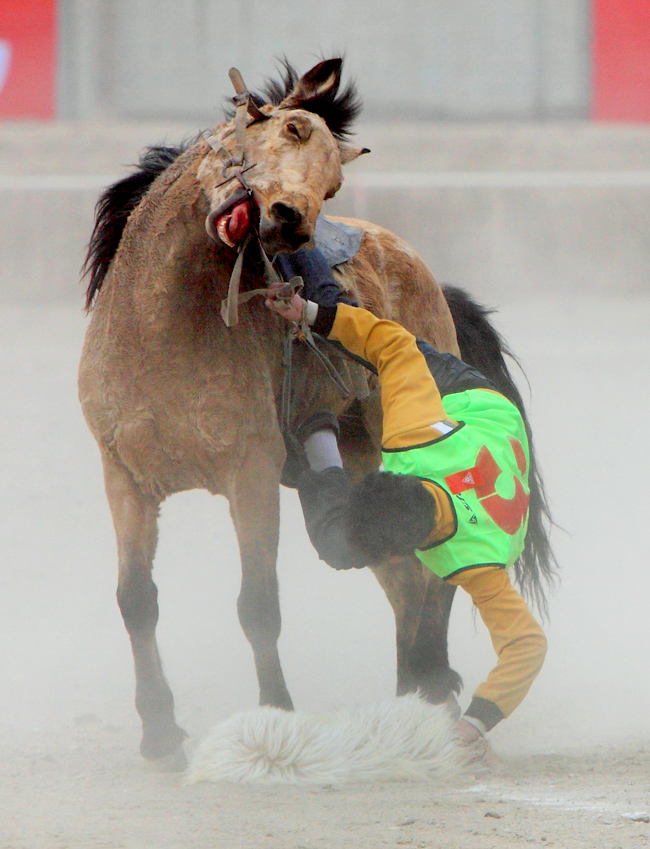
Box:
[0,0,57,119]
[593,0,650,121]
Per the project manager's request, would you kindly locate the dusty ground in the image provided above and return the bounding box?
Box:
[2,292,649,848]
[2,721,649,848]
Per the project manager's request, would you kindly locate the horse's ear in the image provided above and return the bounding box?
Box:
[281,58,342,108]
[340,145,371,165]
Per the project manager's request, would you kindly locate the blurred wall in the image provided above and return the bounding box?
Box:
[4,121,650,305]
[0,0,57,118]
[592,0,650,120]
[57,0,591,121]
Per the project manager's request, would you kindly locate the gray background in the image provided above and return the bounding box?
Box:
[6,0,646,307]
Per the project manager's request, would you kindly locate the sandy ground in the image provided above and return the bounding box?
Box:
[2,293,650,847]
[2,722,650,848]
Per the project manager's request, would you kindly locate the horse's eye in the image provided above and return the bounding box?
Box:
[286,122,303,141]
[283,118,312,143]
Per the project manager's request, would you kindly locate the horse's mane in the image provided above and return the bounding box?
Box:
[253,58,361,140]
[82,142,192,309]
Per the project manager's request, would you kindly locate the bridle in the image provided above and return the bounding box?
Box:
[203,68,352,435]
[203,68,304,329]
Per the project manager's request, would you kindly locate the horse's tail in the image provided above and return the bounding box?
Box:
[442,284,558,616]
[82,143,189,310]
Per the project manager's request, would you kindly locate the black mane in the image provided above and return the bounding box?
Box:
[254,58,361,140]
[82,143,190,309]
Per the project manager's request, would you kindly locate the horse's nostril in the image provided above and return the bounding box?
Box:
[271,202,301,225]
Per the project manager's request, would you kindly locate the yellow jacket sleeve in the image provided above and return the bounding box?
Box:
[326,303,452,449]
[449,567,547,723]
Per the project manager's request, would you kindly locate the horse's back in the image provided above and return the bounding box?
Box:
[328,216,460,358]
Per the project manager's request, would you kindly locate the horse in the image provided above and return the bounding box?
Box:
[79,58,554,770]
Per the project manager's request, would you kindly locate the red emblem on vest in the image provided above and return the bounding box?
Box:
[445,466,483,494]
[445,438,529,535]
[474,438,529,534]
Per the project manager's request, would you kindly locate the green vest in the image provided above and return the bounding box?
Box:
[381,389,530,580]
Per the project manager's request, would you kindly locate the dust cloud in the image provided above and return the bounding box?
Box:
[1,290,649,759]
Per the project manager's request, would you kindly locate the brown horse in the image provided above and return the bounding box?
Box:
[79,58,553,769]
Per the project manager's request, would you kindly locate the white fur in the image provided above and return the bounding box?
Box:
[186,693,462,786]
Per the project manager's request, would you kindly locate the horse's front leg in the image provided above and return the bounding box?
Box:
[102,454,186,769]
[371,556,461,708]
[229,441,293,711]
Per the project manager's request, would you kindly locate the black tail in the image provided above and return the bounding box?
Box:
[82,143,189,310]
[442,285,558,616]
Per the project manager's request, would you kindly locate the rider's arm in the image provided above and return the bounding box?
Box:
[297,466,371,570]
[448,566,547,729]
[275,249,357,307]
[310,302,453,449]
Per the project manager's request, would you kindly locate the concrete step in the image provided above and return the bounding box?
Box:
[1,121,649,303]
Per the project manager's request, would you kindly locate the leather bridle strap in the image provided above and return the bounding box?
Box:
[205,68,352,424]
[218,164,305,327]
[220,265,303,327]
[208,68,303,327]
[280,320,351,438]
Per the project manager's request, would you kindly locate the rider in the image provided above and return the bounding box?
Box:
[264,285,547,751]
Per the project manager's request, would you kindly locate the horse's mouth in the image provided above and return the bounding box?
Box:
[214,199,252,249]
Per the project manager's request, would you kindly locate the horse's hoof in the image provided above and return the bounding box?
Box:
[144,746,188,773]
[262,693,294,712]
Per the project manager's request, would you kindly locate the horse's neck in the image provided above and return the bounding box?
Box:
[122,155,237,304]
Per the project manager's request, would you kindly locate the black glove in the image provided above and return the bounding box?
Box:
[297,467,369,570]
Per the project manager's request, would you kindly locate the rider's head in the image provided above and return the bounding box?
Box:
[346,471,437,562]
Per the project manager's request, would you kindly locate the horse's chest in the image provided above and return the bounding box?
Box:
[84,338,278,497]
[133,361,271,440]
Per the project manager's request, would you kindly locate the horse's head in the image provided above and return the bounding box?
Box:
[198,59,368,256]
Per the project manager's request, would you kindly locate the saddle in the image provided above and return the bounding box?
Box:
[314,216,363,268]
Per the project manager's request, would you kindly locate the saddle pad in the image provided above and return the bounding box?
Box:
[314,216,363,268]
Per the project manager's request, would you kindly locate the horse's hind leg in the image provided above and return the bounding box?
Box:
[102,454,186,769]
[229,443,293,711]
[404,571,462,707]
[372,557,461,707]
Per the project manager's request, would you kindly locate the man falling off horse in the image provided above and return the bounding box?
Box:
[265,283,547,756]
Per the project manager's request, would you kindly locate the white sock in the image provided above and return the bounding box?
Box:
[303,429,343,472]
